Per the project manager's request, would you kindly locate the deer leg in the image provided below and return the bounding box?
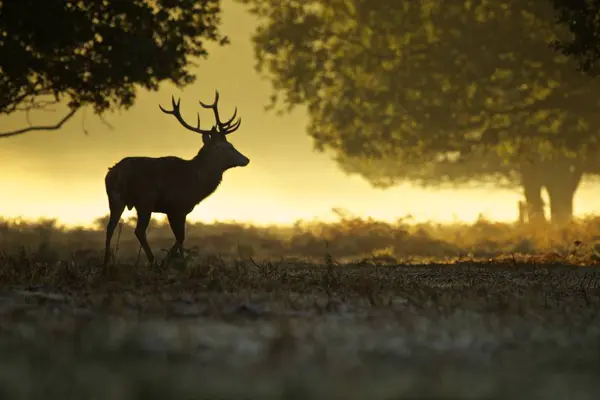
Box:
[104,199,126,268]
[134,211,154,264]
[167,213,186,257]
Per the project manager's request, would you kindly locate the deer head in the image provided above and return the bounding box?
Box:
[159,90,250,171]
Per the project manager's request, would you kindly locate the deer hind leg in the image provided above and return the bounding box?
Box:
[104,196,126,268]
[134,211,155,264]
[167,213,186,257]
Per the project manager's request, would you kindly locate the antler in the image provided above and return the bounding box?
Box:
[199,90,242,135]
[159,96,215,135]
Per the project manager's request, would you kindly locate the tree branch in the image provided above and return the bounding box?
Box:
[0,85,54,114]
[0,108,79,138]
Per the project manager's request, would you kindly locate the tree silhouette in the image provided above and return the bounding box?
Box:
[0,0,228,137]
[240,0,600,224]
[550,0,600,76]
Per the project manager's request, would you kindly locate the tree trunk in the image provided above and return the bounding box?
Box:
[542,159,583,225]
[520,162,547,225]
[545,185,577,224]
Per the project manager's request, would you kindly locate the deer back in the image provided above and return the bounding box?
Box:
[106,156,223,214]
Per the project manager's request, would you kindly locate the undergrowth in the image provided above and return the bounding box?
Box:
[1,214,600,266]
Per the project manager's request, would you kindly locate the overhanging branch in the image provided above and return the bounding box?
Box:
[0,108,79,138]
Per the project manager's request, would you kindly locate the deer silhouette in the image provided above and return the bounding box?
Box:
[103,90,249,267]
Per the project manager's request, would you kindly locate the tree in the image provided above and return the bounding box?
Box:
[239,0,600,224]
[550,0,600,76]
[0,0,228,137]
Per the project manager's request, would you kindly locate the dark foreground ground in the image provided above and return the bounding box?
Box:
[0,256,599,399]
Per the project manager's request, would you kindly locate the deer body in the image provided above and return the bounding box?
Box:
[106,156,224,215]
[103,91,248,267]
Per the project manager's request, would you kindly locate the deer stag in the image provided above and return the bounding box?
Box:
[103,90,249,267]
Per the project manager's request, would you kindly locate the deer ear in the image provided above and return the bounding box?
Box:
[202,133,211,145]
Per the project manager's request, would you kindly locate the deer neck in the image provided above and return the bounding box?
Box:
[190,155,224,190]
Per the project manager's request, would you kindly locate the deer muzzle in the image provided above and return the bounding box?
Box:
[233,149,250,167]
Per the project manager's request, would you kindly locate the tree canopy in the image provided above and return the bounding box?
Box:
[240,0,600,223]
[550,0,600,76]
[0,0,228,137]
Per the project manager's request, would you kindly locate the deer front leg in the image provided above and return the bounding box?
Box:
[167,213,186,257]
[134,211,155,264]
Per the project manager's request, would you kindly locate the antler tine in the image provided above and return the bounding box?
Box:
[199,90,223,128]
[199,90,219,109]
[159,95,213,135]
[220,107,238,128]
[158,95,177,114]
[223,117,241,135]
[198,90,241,134]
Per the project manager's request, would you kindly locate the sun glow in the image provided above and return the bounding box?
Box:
[3,0,600,228]
[1,166,520,229]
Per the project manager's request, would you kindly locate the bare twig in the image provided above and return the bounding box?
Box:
[25,108,32,126]
[81,107,89,135]
[0,85,54,114]
[0,107,79,138]
[98,114,115,130]
[13,96,59,113]
[81,107,114,135]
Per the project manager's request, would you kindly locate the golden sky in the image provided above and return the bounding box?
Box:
[2,0,600,227]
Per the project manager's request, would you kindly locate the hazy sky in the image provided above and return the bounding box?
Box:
[2,0,600,227]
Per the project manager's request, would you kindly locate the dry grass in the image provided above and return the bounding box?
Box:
[2,213,600,264]
[0,216,599,399]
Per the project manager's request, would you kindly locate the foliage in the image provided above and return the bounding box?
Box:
[0,0,228,136]
[550,0,600,76]
[239,0,600,222]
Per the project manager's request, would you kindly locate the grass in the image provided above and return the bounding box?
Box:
[0,216,600,399]
[5,213,600,263]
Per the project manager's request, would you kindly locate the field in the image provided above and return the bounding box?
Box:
[1,215,599,399]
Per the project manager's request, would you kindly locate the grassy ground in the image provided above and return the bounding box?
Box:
[1,217,600,398]
[0,252,599,399]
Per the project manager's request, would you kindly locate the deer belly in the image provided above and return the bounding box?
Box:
[153,195,197,215]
